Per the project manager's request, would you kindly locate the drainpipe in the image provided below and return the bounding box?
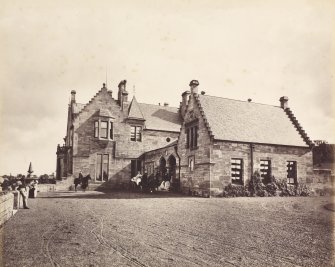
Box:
[174,145,181,192]
[250,143,254,177]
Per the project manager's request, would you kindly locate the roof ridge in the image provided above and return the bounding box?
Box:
[199,94,280,108]
[138,102,179,109]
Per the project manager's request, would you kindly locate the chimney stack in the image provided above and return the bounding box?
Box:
[189,80,199,94]
[71,90,76,103]
[118,80,128,110]
[279,96,289,109]
[180,90,191,118]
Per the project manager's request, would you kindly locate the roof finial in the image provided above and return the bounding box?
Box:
[105,66,108,87]
[133,85,136,96]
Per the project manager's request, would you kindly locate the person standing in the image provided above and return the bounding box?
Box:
[17,180,29,209]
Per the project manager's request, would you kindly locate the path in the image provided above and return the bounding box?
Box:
[1,191,334,267]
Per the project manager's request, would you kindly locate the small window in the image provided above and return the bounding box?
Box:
[260,160,271,183]
[188,156,195,172]
[287,161,297,185]
[131,126,142,142]
[231,158,243,185]
[94,121,99,138]
[100,121,108,139]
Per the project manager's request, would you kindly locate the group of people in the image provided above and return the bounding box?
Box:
[74,172,91,192]
[130,170,171,193]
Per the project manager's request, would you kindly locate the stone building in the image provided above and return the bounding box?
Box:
[56,80,314,194]
[56,80,181,189]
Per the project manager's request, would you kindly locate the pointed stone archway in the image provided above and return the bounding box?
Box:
[168,155,179,191]
[159,157,167,174]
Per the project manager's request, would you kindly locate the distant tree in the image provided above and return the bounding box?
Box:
[39,174,50,184]
[313,143,335,166]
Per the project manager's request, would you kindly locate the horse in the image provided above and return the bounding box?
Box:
[81,174,91,192]
[74,178,81,192]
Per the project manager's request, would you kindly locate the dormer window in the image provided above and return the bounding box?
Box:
[94,119,114,140]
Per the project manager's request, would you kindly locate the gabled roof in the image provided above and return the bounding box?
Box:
[197,94,309,147]
[128,97,145,120]
[138,103,182,132]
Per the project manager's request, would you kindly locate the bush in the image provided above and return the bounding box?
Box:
[247,171,266,197]
[296,183,311,196]
[275,178,311,197]
[223,183,249,197]
[265,182,278,196]
[219,172,312,198]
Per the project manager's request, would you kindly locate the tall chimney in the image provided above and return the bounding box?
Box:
[180,90,191,118]
[118,80,128,110]
[279,96,289,109]
[71,90,76,103]
[189,80,199,94]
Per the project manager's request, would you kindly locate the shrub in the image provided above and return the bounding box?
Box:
[223,183,249,197]
[275,178,311,197]
[247,171,266,197]
[265,182,278,196]
[296,183,311,196]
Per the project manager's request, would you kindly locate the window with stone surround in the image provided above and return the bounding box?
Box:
[100,121,108,138]
[287,161,297,185]
[185,121,198,150]
[94,120,114,140]
[94,121,99,138]
[260,160,271,183]
[131,126,142,142]
[96,154,109,181]
[231,158,243,185]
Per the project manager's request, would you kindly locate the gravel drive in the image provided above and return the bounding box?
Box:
[1,191,334,267]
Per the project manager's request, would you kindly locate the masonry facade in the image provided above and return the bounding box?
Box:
[56,80,314,195]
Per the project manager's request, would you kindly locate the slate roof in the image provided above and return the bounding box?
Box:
[198,94,308,147]
[137,103,182,132]
[128,97,145,120]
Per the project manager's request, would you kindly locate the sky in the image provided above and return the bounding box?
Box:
[0,0,334,175]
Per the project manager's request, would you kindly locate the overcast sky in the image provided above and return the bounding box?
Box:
[0,0,334,175]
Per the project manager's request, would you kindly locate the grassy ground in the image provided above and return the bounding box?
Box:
[1,191,334,267]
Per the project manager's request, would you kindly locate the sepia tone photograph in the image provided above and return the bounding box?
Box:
[0,0,334,266]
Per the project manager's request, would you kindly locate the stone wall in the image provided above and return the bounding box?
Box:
[177,93,212,195]
[211,141,313,194]
[0,192,17,227]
